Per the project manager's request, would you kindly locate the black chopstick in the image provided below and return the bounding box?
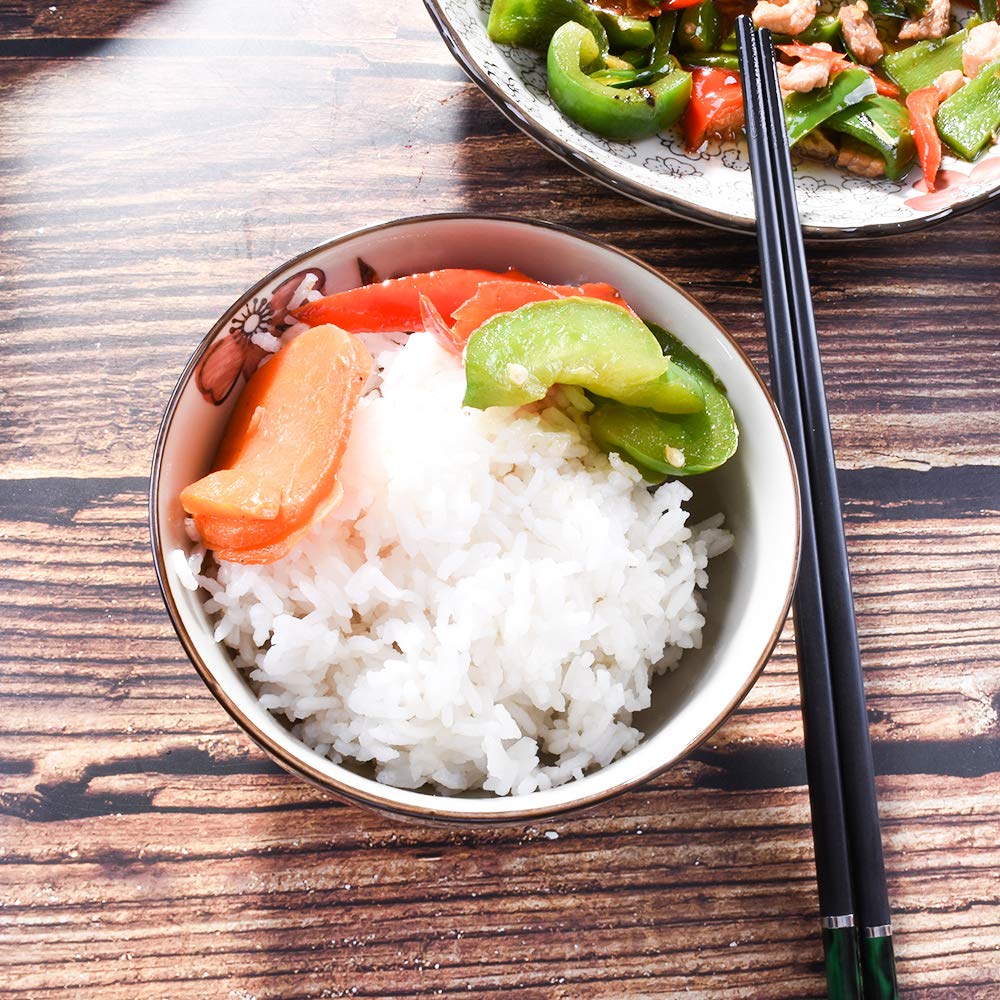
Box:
[736,18,899,999]
[748,27,899,998]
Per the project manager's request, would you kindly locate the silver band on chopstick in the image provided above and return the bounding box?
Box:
[820,915,856,929]
[863,924,893,938]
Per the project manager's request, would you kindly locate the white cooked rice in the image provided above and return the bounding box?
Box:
[183,331,732,796]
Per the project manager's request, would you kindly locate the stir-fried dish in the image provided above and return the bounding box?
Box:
[487,0,1000,188]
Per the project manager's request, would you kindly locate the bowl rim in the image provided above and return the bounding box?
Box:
[149,211,801,824]
[421,0,1000,241]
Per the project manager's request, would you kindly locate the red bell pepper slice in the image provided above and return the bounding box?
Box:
[450,281,561,345]
[870,74,900,99]
[291,268,534,332]
[448,280,632,348]
[906,87,944,192]
[682,67,744,151]
[550,282,630,307]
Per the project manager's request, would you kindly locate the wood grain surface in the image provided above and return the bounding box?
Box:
[1,1,998,997]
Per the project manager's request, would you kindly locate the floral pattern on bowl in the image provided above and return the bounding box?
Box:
[424,0,1000,237]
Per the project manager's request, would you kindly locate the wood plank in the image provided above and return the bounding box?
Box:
[2,0,999,995]
[1,49,999,477]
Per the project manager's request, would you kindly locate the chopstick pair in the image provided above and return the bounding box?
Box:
[734,18,899,999]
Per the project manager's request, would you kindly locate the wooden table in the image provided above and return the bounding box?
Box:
[2,1,998,996]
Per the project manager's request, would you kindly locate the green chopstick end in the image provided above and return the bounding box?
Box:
[860,933,899,999]
[822,925,863,1000]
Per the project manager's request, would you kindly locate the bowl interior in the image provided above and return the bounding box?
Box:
[424,0,1000,236]
[151,215,799,822]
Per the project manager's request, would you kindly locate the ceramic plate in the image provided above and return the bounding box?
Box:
[424,0,1000,237]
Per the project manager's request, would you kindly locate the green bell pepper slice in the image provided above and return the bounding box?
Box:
[589,394,737,479]
[589,327,736,479]
[825,95,916,181]
[463,297,704,413]
[591,7,656,51]
[548,20,692,140]
[936,58,1000,160]
[784,69,876,147]
[677,1,722,55]
[879,25,974,95]
[487,0,607,53]
[606,14,679,89]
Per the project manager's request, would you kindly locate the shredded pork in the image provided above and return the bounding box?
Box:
[897,0,950,42]
[837,139,885,177]
[795,130,838,161]
[778,58,832,93]
[934,69,966,100]
[752,0,818,37]
[963,22,1000,80]
[840,2,883,65]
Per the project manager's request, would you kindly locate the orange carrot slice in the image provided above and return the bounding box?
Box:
[291,268,535,333]
[182,324,372,562]
[212,482,345,564]
[179,468,281,520]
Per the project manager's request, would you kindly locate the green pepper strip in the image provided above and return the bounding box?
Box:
[879,25,972,95]
[980,0,998,21]
[547,20,692,140]
[936,58,1000,161]
[591,67,640,86]
[649,11,678,67]
[681,53,739,70]
[592,7,656,51]
[784,69,877,147]
[589,395,737,479]
[487,0,608,53]
[825,95,916,181]
[608,12,678,88]
[676,1,722,55]
[586,323,736,481]
[863,0,906,18]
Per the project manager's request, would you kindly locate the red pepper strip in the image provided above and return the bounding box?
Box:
[449,280,633,347]
[906,87,944,192]
[682,68,745,151]
[291,268,534,332]
[590,0,691,14]
[777,42,848,67]
[418,293,464,355]
[450,281,561,345]
[776,43,900,97]
[870,74,900,99]
[550,282,629,307]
